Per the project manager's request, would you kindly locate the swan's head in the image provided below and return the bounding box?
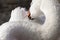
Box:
[29,0,43,19]
[9,7,28,22]
[29,4,42,19]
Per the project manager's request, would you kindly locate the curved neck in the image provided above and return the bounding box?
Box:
[40,0,59,28]
[40,0,60,39]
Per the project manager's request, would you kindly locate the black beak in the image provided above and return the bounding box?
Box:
[27,10,34,20]
[28,16,34,20]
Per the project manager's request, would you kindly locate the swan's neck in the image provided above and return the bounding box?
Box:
[41,0,59,29]
[40,0,59,39]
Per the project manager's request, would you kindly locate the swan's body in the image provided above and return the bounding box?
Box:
[0,0,60,40]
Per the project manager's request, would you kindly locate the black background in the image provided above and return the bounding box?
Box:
[0,0,32,25]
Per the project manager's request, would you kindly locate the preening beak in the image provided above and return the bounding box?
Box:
[27,10,34,20]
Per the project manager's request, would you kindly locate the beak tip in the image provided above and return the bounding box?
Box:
[27,10,34,20]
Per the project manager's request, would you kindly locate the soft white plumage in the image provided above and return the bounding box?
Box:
[30,0,60,40]
[30,0,43,18]
[0,7,41,40]
[9,7,28,22]
[0,0,60,40]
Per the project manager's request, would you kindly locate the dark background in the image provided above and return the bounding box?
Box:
[0,0,32,25]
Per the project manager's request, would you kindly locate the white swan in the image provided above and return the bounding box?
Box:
[0,0,60,40]
[30,0,60,40]
[0,7,41,40]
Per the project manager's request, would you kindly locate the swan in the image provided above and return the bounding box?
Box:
[0,0,60,40]
[30,0,60,40]
[29,0,60,40]
[0,7,41,40]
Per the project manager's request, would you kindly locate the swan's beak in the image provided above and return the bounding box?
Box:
[27,10,34,20]
[27,10,31,19]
